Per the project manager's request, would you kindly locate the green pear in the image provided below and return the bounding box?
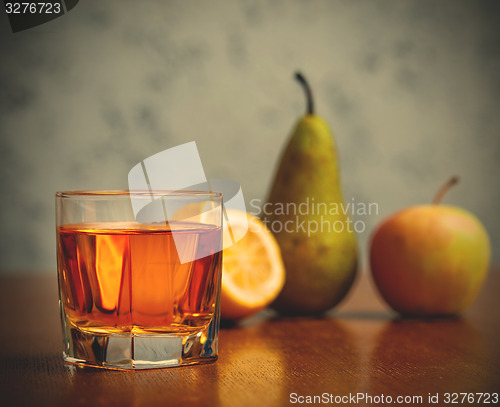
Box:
[263,72,358,315]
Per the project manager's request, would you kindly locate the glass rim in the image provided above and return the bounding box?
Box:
[55,190,223,199]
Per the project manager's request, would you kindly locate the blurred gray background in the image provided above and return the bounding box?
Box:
[1,0,499,272]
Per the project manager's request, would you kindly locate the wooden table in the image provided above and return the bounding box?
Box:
[1,272,499,406]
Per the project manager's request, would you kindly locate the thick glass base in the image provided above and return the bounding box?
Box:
[62,321,218,370]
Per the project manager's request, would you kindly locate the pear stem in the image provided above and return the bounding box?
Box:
[295,72,314,115]
[433,176,459,204]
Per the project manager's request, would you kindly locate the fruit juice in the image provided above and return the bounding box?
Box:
[57,221,222,335]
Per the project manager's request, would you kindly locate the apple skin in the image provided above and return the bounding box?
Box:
[370,205,490,317]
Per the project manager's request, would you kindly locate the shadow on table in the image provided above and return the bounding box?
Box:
[367,317,498,393]
[221,307,394,327]
[219,315,362,405]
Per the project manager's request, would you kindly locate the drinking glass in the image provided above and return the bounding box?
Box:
[56,190,223,369]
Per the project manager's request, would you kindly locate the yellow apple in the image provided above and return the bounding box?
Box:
[369,177,491,317]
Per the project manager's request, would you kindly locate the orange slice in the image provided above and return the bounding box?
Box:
[221,210,285,320]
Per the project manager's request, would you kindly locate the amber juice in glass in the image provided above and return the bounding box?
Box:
[56,191,223,370]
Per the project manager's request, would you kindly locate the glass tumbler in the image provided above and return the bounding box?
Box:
[56,190,223,369]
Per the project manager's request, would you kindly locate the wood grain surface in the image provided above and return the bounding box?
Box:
[0,272,499,407]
